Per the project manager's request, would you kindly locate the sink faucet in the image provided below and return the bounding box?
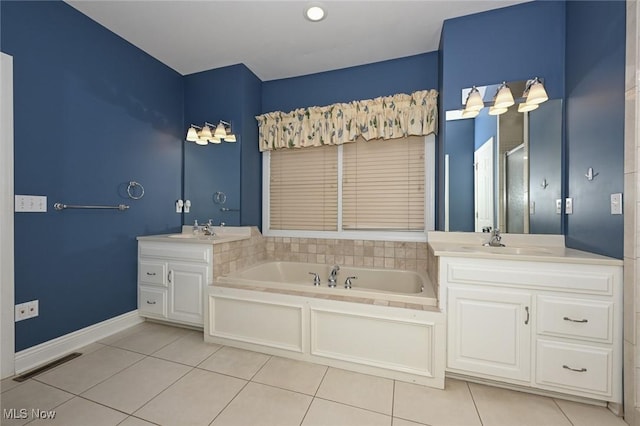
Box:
[203,219,216,236]
[483,228,505,247]
[328,265,340,288]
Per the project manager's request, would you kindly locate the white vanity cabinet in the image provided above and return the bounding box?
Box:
[440,256,622,403]
[138,241,212,327]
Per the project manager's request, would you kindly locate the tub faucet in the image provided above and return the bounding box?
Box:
[483,228,505,247]
[328,265,340,288]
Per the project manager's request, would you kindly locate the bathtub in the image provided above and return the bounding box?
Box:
[215,261,437,307]
[206,261,445,388]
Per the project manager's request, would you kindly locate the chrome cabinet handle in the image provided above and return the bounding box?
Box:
[563,316,588,323]
[525,306,530,325]
[146,272,156,276]
[168,271,172,283]
[146,300,156,305]
[563,364,587,373]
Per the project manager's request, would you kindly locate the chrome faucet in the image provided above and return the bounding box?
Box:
[483,228,505,247]
[203,219,216,236]
[328,265,340,288]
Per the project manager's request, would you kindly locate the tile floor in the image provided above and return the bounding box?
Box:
[0,321,628,426]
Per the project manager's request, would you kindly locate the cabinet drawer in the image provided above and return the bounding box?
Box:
[139,242,211,263]
[536,339,612,396]
[139,261,167,286]
[537,296,612,342]
[139,286,167,317]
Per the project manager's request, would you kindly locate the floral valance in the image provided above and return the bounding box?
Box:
[256,89,438,152]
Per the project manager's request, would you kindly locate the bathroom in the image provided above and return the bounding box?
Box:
[0,0,637,425]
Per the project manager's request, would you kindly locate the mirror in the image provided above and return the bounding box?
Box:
[445,91,562,234]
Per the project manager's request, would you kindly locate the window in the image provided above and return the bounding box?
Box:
[263,135,434,241]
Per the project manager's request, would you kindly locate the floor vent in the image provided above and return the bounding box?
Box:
[13,352,82,382]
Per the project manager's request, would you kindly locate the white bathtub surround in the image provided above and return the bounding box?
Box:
[206,287,445,388]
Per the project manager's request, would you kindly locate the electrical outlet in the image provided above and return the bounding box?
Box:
[611,193,623,215]
[529,201,535,215]
[15,300,39,321]
[556,199,562,214]
[26,300,39,318]
[15,303,28,321]
[565,198,573,215]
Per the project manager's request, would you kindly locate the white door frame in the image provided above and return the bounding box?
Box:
[1,52,15,379]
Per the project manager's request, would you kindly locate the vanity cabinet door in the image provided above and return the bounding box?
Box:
[447,286,532,382]
[167,262,206,325]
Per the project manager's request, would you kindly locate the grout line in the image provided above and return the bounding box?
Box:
[466,380,485,426]
[207,377,252,426]
[391,380,396,419]
[552,398,576,426]
[312,395,393,418]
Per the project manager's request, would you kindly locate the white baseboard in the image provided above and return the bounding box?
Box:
[14,310,143,374]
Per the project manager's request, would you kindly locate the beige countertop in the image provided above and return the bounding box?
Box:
[427,231,622,266]
[137,226,252,245]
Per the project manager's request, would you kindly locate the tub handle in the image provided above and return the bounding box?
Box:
[345,276,357,289]
[308,272,321,286]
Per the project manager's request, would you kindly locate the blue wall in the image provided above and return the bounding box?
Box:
[565,0,625,258]
[439,0,566,229]
[183,64,262,228]
[262,53,438,113]
[1,1,184,350]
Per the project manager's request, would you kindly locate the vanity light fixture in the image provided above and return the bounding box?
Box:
[185,120,236,145]
[488,105,508,116]
[517,102,539,113]
[304,3,327,22]
[525,77,548,105]
[493,82,515,109]
[464,86,484,112]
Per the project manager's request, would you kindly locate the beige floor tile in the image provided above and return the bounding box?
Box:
[211,382,312,426]
[81,356,191,414]
[152,330,222,366]
[118,416,157,426]
[1,380,74,426]
[198,346,270,380]
[36,346,145,394]
[555,399,627,426]
[394,379,481,426]
[392,418,426,426]
[253,356,327,395]
[1,377,24,394]
[28,396,127,426]
[315,368,393,415]
[108,322,189,355]
[302,398,391,426]
[469,382,571,426]
[97,321,152,345]
[135,368,246,426]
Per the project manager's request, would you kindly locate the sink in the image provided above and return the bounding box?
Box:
[458,245,557,255]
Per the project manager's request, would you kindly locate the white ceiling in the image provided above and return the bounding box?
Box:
[66,0,529,81]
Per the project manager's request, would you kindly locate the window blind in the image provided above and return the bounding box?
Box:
[269,145,338,231]
[342,136,425,231]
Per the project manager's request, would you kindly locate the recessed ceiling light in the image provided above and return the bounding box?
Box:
[304,4,326,22]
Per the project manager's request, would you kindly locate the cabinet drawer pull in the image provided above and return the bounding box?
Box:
[146,300,157,305]
[146,272,157,276]
[563,316,588,323]
[168,271,172,283]
[562,364,587,373]
[525,306,530,325]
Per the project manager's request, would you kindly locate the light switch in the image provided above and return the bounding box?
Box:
[530,201,535,215]
[556,199,562,214]
[611,193,623,215]
[15,195,47,212]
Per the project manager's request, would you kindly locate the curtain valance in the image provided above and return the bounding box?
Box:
[256,89,438,152]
